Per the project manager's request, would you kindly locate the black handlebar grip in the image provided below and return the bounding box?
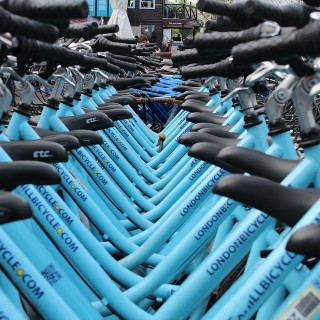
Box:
[197,0,248,21]
[109,53,136,63]
[34,41,85,64]
[4,0,89,19]
[195,31,238,50]
[0,7,60,43]
[207,18,242,32]
[181,58,240,79]
[195,23,265,51]
[82,56,120,74]
[146,46,157,52]
[80,21,99,39]
[135,56,151,67]
[149,60,163,68]
[150,55,162,61]
[90,37,132,54]
[216,16,246,30]
[149,61,163,68]
[110,34,138,44]
[205,20,221,32]
[136,57,160,67]
[63,24,91,39]
[172,49,200,64]
[84,21,99,32]
[136,46,153,52]
[172,49,222,67]
[95,24,119,36]
[197,0,233,15]
[232,20,320,67]
[105,56,137,72]
[136,51,151,57]
[136,64,146,72]
[244,0,316,28]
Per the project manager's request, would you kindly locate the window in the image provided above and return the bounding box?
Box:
[128,0,135,8]
[140,0,155,9]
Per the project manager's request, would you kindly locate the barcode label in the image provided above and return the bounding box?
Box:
[278,287,320,320]
[295,291,320,318]
[41,263,62,286]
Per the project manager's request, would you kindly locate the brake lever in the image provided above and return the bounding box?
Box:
[221,86,250,104]
[24,74,52,91]
[14,73,53,105]
[0,67,33,106]
[0,66,24,83]
[245,62,292,87]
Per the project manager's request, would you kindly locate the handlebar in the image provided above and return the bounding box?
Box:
[1,0,89,20]
[232,20,320,67]
[0,6,59,43]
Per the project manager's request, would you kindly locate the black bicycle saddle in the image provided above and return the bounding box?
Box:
[29,112,114,131]
[187,112,226,125]
[0,192,33,224]
[184,94,211,103]
[286,224,320,258]
[59,112,114,131]
[0,140,68,162]
[179,132,238,147]
[181,101,217,113]
[189,142,244,174]
[198,128,240,139]
[96,103,124,109]
[33,128,103,147]
[191,123,233,132]
[173,85,200,93]
[184,80,202,87]
[116,90,142,97]
[101,96,135,106]
[111,78,149,90]
[83,107,133,121]
[110,93,139,100]
[217,146,301,183]
[188,142,244,174]
[176,90,203,100]
[214,174,320,227]
[39,134,81,151]
[0,161,61,190]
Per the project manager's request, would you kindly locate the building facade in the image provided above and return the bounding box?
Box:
[127,0,199,47]
[86,0,199,46]
[127,0,164,46]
